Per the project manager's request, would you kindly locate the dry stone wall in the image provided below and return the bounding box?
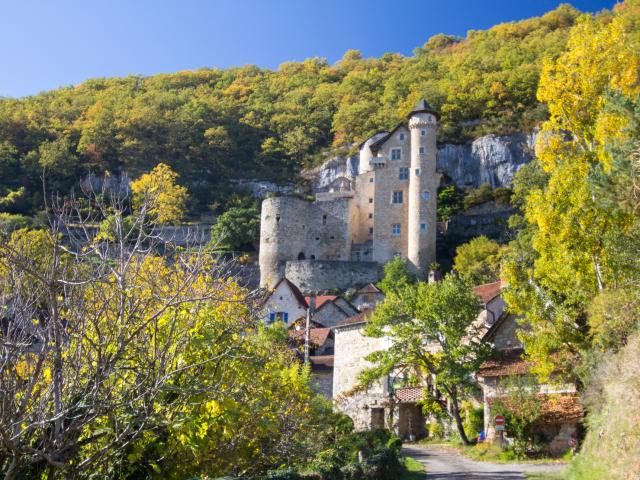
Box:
[284,260,382,294]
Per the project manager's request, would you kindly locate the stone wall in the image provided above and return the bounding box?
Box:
[284,260,382,294]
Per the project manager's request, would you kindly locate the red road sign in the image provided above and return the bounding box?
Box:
[495,415,505,426]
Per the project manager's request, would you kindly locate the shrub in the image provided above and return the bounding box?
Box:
[361,448,403,479]
[463,183,493,209]
[428,421,445,439]
[0,213,32,232]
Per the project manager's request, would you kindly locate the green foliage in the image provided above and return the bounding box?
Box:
[437,184,465,221]
[130,163,189,224]
[463,183,493,210]
[361,274,491,445]
[462,402,485,440]
[453,236,502,285]
[377,256,417,294]
[0,3,587,216]
[210,206,261,252]
[0,213,32,232]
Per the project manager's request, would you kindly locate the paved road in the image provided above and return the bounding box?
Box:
[403,445,567,480]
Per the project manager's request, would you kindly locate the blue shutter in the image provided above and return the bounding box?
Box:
[269,312,276,323]
[284,312,289,322]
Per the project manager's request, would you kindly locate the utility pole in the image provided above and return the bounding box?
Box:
[304,292,316,364]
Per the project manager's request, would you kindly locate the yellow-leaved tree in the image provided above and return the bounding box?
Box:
[130,163,189,223]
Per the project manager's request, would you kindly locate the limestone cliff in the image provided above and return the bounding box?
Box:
[306,133,536,191]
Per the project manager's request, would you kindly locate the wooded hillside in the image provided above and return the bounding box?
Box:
[0,4,589,216]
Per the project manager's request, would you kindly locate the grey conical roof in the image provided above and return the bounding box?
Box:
[408,98,439,119]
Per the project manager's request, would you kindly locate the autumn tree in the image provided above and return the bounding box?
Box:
[130,163,189,224]
[454,236,502,285]
[360,274,490,445]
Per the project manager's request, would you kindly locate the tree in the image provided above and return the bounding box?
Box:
[437,185,464,222]
[454,236,502,285]
[376,256,417,294]
[210,206,260,252]
[130,163,189,224]
[359,274,491,445]
[0,185,242,478]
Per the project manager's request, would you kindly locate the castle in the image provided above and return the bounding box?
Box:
[259,99,441,291]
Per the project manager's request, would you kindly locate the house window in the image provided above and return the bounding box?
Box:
[420,223,427,232]
[391,148,401,160]
[392,223,401,236]
[418,146,425,154]
[421,129,426,136]
[392,191,403,204]
[369,198,373,204]
[422,190,430,201]
[368,213,373,219]
[399,133,405,141]
[399,167,409,180]
[394,251,402,257]
[322,214,327,225]
[269,312,289,323]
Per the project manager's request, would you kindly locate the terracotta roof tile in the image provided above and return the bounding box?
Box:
[479,348,532,377]
[358,283,382,294]
[305,295,337,309]
[289,327,332,347]
[395,386,425,403]
[488,394,582,425]
[473,280,504,304]
[336,309,372,327]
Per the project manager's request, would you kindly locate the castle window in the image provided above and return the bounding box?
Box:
[392,224,401,236]
[322,214,327,225]
[399,167,409,180]
[415,168,421,176]
[418,146,425,154]
[276,215,280,223]
[369,177,374,183]
[420,223,427,232]
[399,133,405,141]
[369,198,373,204]
[298,252,306,260]
[422,190,430,201]
[421,129,426,136]
[315,237,320,241]
[330,236,335,239]
[368,213,373,219]
[394,251,402,257]
[391,148,401,160]
[369,227,373,235]
[310,254,316,260]
[392,191,403,204]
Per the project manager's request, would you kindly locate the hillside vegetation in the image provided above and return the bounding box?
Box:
[0,4,588,216]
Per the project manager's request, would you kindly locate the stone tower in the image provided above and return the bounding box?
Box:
[407,99,439,275]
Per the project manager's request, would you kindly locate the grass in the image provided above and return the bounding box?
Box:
[525,473,566,480]
[400,456,426,479]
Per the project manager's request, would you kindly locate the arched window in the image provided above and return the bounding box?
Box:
[298,252,306,260]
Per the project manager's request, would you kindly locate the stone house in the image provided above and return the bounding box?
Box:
[261,277,308,327]
[351,283,385,311]
[307,295,359,327]
[477,292,582,455]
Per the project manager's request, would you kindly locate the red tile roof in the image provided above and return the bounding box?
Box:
[395,386,425,403]
[289,327,332,347]
[358,283,382,294]
[305,295,337,309]
[273,277,308,309]
[488,394,582,425]
[473,280,504,304]
[309,355,334,370]
[336,309,372,327]
[478,349,532,377]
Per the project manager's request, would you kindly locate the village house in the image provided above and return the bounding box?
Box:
[351,283,385,311]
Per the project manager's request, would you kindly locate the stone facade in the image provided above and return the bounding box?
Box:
[333,319,391,430]
[259,99,440,290]
[261,277,308,326]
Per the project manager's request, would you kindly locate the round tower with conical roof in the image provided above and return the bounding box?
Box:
[407,99,439,275]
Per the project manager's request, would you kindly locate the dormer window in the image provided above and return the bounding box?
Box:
[391,148,401,160]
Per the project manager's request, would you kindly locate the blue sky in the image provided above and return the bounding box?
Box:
[0,0,615,98]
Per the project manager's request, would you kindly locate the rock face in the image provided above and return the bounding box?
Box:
[437,133,536,188]
[306,133,536,191]
[230,179,294,198]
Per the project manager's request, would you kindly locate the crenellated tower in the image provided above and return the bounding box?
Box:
[407,99,439,276]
